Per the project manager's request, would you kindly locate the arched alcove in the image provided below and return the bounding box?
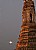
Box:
[30,13,32,23]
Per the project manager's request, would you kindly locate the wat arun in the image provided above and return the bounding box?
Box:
[15,0,36,50]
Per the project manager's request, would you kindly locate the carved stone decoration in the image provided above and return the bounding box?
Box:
[15,0,36,50]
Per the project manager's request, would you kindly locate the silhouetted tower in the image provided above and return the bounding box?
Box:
[15,0,36,50]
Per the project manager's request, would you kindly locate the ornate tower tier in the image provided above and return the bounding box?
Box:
[15,0,36,50]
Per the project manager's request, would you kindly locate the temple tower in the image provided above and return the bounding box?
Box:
[15,0,36,50]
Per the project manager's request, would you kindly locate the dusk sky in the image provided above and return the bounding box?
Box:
[0,0,36,50]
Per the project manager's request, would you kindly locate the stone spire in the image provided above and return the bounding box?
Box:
[14,0,36,50]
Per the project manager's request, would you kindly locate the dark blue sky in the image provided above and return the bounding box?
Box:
[0,0,36,50]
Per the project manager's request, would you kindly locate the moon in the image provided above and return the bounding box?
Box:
[9,41,13,44]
